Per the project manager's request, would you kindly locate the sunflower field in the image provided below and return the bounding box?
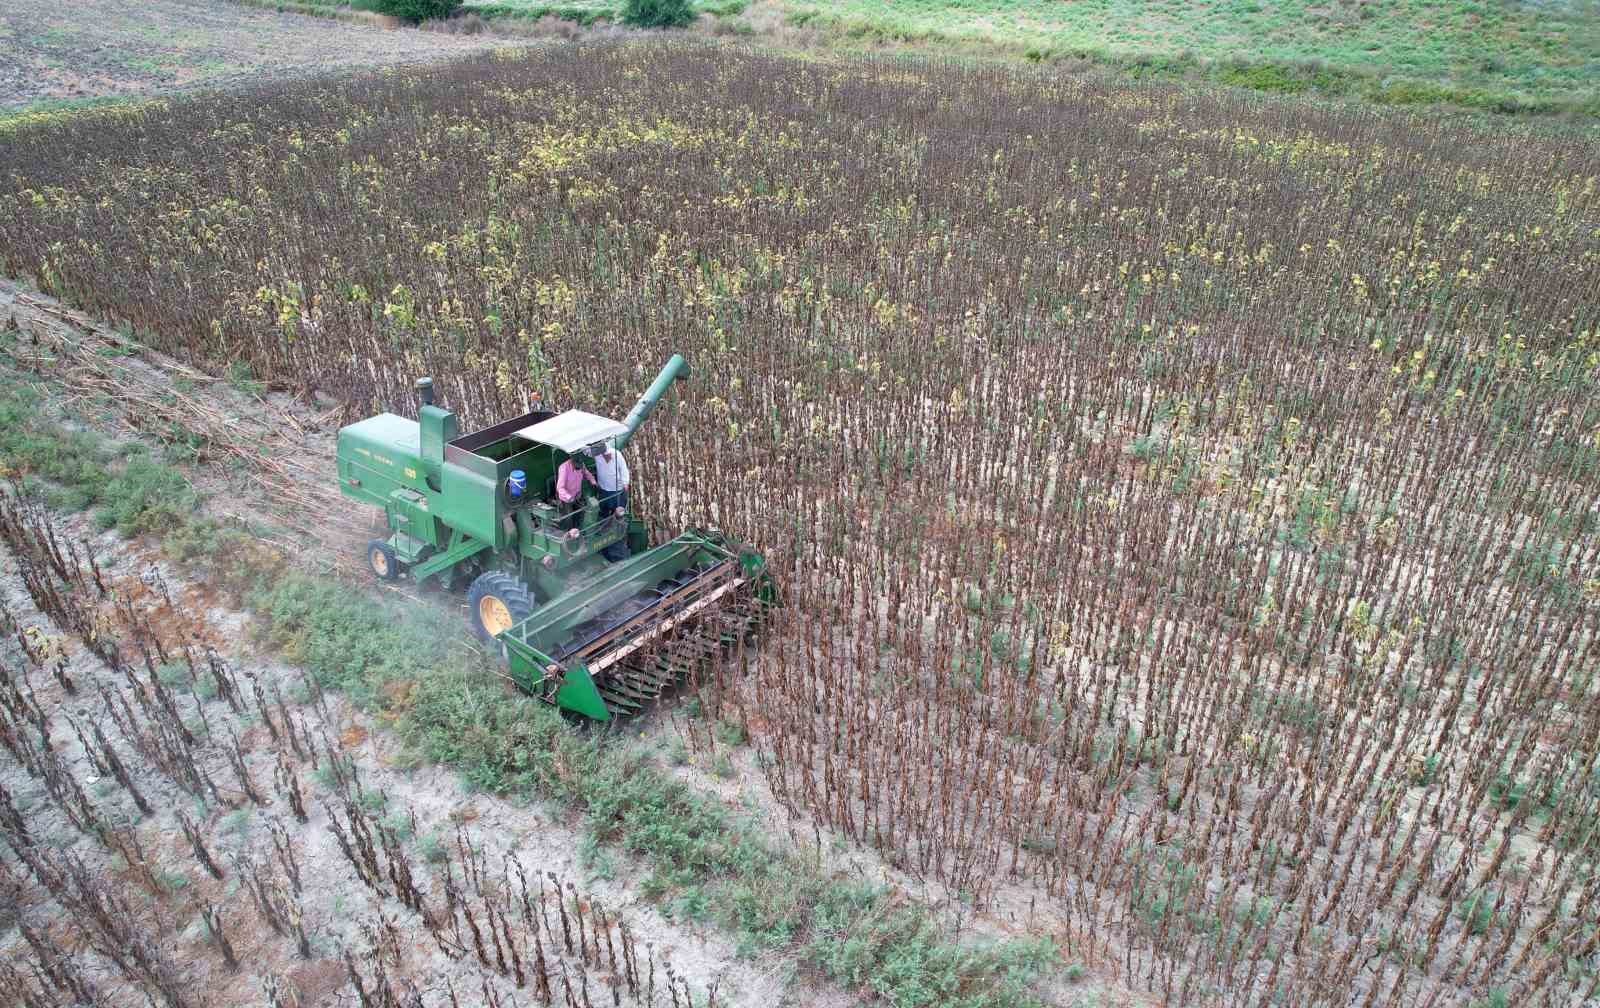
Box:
[3,41,1600,1005]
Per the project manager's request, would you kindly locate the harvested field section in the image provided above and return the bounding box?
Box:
[0,0,512,111]
[0,491,781,1007]
[0,277,373,569]
[2,40,1600,1005]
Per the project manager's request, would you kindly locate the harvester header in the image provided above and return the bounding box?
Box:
[335,355,774,719]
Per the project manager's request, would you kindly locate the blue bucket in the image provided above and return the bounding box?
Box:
[507,469,527,499]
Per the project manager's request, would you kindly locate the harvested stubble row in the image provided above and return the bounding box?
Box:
[0,490,727,1007]
[2,284,369,560]
[2,39,1600,1005]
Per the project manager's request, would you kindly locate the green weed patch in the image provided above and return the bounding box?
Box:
[0,376,194,534]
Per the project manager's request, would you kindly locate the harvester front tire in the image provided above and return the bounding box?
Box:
[467,571,535,642]
[368,540,400,581]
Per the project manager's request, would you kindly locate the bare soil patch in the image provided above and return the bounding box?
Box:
[0,0,516,110]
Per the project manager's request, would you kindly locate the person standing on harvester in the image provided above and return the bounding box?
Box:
[556,455,596,529]
[595,439,630,516]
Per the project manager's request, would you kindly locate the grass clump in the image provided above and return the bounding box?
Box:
[808,882,1055,1007]
[415,830,450,863]
[379,809,413,838]
[249,573,455,711]
[0,382,104,491]
[154,867,190,893]
[578,833,618,881]
[219,808,253,835]
[96,455,194,535]
[156,661,192,691]
[0,377,194,535]
[714,718,747,746]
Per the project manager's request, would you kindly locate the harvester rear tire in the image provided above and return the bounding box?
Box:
[467,571,535,643]
[368,540,401,581]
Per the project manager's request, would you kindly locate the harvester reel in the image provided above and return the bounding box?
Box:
[554,558,770,716]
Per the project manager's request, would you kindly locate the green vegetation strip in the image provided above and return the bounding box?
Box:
[219,0,1595,117]
[225,0,390,22]
[223,0,746,26]
[0,377,194,536]
[0,368,1059,1007]
[780,0,1600,117]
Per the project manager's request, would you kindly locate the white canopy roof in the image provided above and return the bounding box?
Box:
[514,410,628,453]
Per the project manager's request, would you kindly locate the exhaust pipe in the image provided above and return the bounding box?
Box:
[416,376,435,407]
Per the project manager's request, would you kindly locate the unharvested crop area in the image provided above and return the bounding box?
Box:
[2,39,1600,1006]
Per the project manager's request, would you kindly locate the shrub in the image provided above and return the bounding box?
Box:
[0,380,196,536]
[415,830,449,863]
[360,0,463,23]
[96,454,196,536]
[220,809,253,834]
[1457,888,1499,936]
[622,0,695,29]
[713,718,747,747]
[379,809,414,838]
[1214,60,1308,94]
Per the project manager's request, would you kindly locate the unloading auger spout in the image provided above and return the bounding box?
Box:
[616,353,686,451]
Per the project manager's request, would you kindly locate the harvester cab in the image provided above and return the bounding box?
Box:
[335,355,776,720]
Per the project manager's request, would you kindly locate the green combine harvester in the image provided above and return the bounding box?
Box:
[334,355,775,720]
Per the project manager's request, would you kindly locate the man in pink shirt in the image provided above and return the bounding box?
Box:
[556,456,596,529]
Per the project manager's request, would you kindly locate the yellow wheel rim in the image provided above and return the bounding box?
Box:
[479,596,514,637]
[371,549,388,576]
